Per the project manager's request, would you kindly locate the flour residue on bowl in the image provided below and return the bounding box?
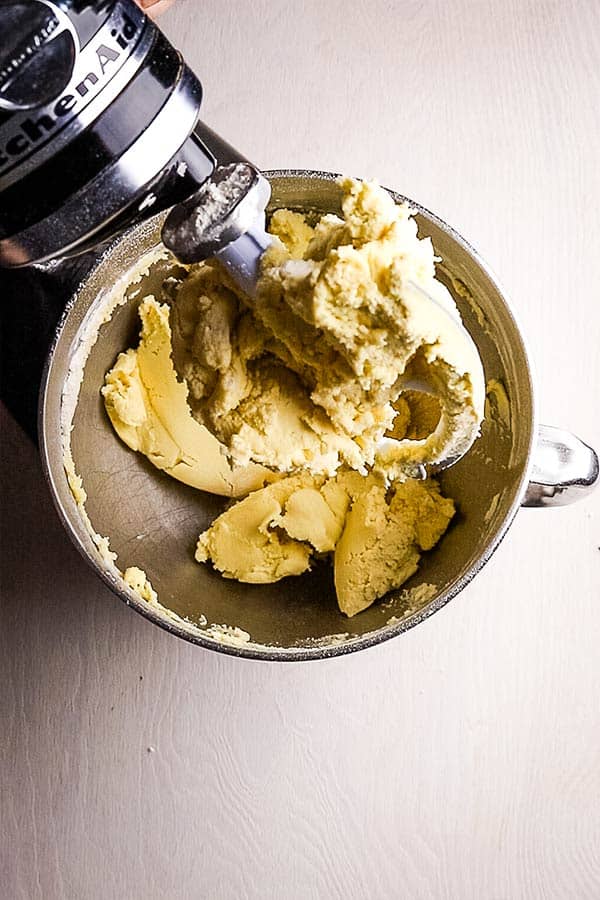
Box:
[485,378,511,431]
[63,448,116,566]
[384,582,438,625]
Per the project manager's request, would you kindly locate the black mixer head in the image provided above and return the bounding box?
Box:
[0,0,215,266]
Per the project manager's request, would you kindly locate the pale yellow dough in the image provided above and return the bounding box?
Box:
[195,473,350,583]
[124,566,158,604]
[333,476,455,616]
[170,177,485,480]
[102,182,468,616]
[196,471,455,615]
[102,296,274,497]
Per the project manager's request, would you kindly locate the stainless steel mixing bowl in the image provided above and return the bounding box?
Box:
[39,171,599,660]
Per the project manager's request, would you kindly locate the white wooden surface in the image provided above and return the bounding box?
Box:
[2,2,600,897]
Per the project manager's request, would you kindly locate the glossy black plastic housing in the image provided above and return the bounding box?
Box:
[0,0,216,267]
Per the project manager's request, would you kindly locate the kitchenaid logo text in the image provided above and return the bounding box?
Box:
[0,10,141,174]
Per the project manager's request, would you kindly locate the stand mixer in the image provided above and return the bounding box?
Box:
[0,0,271,276]
[0,0,488,473]
[0,0,278,437]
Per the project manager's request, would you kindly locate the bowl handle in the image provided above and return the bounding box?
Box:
[522,425,599,507]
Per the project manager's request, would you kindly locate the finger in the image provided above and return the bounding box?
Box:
[136,0,176,17]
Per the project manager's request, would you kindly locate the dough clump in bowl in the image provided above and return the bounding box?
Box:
[102,178,483,615]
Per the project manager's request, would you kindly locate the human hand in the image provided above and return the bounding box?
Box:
[135,0,176,18]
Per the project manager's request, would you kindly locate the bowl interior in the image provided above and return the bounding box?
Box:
[42,172,535,657]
